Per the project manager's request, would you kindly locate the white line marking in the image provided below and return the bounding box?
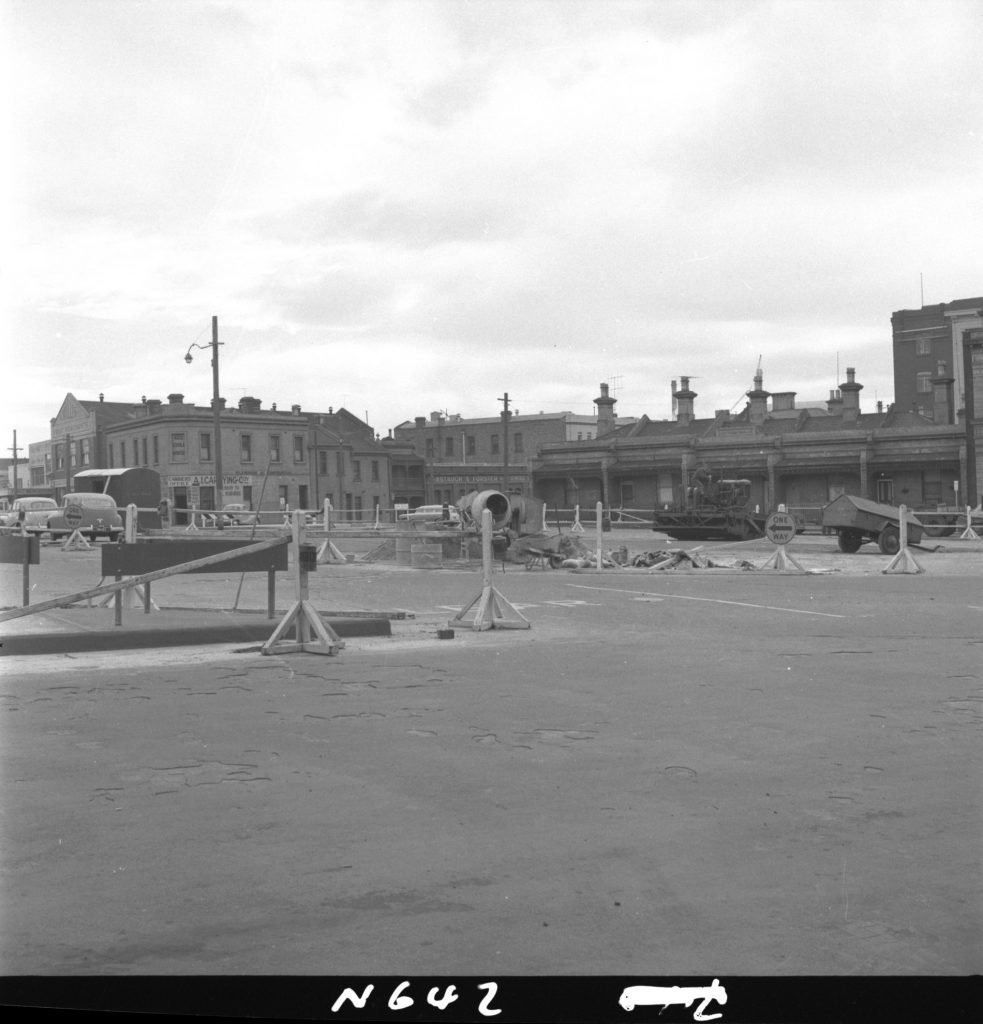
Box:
[566,584,846,618]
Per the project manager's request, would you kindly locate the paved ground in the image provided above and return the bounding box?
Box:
[1,529,980,979]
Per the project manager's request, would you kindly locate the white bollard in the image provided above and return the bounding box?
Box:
[125,504,138,543]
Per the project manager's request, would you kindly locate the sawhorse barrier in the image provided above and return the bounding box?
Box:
[0,516,343,656]
[100,537,290,623]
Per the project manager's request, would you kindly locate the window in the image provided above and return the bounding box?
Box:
[278,485,289,508]
[270,435,281,462]
[915,337,932,356]
[200,432,212,461]
[132,440,138,465]
[354,496,363,521]
[171,432,187,462]
[336,451,344,475]
[425,438,435,459]
[81,438,91,466]
[55,445,64,470]
[513,433,523,453]
[108,443,114,469]
[466,436,476,456]
[318,451,328,474]
[141,437,148,465]
[445,437,454,457]
[152,436,159,465]
[371,460,379,482]
[916,372,933,393]
[293,435,305,463]
[353,460,362,482]
[298,485,309,509]
[490,434,500,455]
[241,434,252,462]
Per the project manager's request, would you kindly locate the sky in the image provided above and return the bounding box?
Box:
[3,0,981,452]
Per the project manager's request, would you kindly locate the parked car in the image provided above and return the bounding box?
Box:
[45,493,124,541]
[398,504,462,526]
[0,496,59,534]
[216,502,260,526]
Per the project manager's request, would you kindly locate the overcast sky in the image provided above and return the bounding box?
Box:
[3,0,981,452]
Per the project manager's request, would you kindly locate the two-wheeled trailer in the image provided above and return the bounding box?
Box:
[820,494,924,555]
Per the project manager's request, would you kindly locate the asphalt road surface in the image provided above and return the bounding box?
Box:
[1,532,980,983]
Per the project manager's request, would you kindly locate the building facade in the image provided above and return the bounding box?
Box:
[48,393,138,501]
[391,387,632,506]
[532,370,974,519]
[891,296,983,419]
[51,393,395,521]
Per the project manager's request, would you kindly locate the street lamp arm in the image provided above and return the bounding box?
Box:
[184,340,223,364]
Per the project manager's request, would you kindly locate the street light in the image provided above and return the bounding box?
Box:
[185,315,225,529]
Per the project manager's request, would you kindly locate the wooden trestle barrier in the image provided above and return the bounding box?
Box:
[0,519,343,657]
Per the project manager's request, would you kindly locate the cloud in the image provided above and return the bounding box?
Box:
[4,0,982,450]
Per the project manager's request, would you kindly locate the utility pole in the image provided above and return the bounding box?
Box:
[211,315,224,529]
[8,430,20,501]
[499,392,511,493]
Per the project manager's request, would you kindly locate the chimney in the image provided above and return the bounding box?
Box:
[212,397,227,410]
[771,391,796,412]
[931,360,955,425]
[291,404,301,416]
[827,389,843,413]
[167,393,185,405]
[594,382,617,436]
[238,396,262,413]
[877,400,884,414]
[746,369,770,425]
[146,398,162,415]
[430,411,443,425]
[99,393,104,402]
[673,376,697,426]
[840,367,863,421]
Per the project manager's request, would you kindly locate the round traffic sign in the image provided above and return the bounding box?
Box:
[765,511,797,545]
[65,503,84,528]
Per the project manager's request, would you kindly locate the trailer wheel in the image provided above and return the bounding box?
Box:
[837,530,863,553]
[878,526,900,555]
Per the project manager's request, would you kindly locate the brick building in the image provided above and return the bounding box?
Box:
[891,296,983,419]
[391,387,632,506]
[49,392,395,521]
[532,369,973,518]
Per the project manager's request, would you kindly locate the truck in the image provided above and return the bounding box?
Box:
[820,494,924,554]
[651,468,771,541]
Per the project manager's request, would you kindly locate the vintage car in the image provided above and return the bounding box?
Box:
[45,493,124,541]
[0,496,59,534]
[216,502,260,526]
[398,504,462,526]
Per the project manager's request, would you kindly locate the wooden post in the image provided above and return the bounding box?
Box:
[114,573,123,626]
[267,569,276,618]
[261,510,343,655]
[125,503,138,543]
[22,539,30,607]
[883,503,923,574]
[449,509,530,631]
[961,505,979,540]
[595,501,604,571]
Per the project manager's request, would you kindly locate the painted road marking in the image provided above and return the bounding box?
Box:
[565,583,846,618]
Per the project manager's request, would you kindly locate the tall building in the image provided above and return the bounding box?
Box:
[891,296,983,419]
